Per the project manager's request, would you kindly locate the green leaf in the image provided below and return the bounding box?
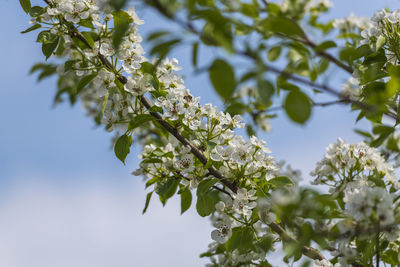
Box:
[155,179,179,206]
[147,31,170,41]
[114,134,133,164]
[255,235,274,252]
[284,90,312,124]
[371,124,394,147]
[36,31,56,43]
[101,92,109,117]
[21,24,41,34]
[77,74,97,94]
[277,76,299,91]
[354,129,372,139]
[142,191,153,214]
[267,46,282,62]
[261,16,303,37]
[81,31,97,48]
[269,176,293,187]
[226,227,254,253]
[257,80,274,104]
[140,62,155,74]
[113,10,133,27]
[109,0,128,10]
[196,178,218,196]
[30,63,57,81]
[180,189,192,214]
[241,3,258,18]
[192,42,199,68]
[314,40,336,52]
[150,39,181,58]
[19,0,31,14]
[196,193,215,217]
[42,36,60,60]
[128,114,156,131]
[373,124,394,135]
[29,6,44,17]
[376,35,386,51]
[78,18,94,29]
[209,59,236,100]
[362,81,392,105]
[112,10,132,50]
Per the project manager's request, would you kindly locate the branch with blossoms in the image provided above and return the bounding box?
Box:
[19,0,400,266]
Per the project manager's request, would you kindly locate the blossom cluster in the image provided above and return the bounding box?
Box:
[343,181,395,226]
[280,0,333,16]
[25,0,400,266]
[359,9,400,64]
[333,13,371,31]
[311,139,400,265]
[313,259,340,267]
[38,2,280,249]
[311,138,397,190]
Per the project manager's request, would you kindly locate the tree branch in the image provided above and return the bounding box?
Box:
[268,222,325,260]
[38,1,347,262]
[301,36,354,74]
[43,0,237,193]
[144,4,397,122]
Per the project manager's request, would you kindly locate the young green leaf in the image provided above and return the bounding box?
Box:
[192,42,199,68]
[261,16,303,37]
[257,80,274,104]
[284,90,312,124]
[267,46,282,62]
[128,114,156,131]
[21,24,41,34]
[19,0,31,14]
[29,6,44,17]
[114,134,133,164]
[77,74,97,94]
[196,178,218,196]
[209,59,236,100]
[314,41,337,52]
[269,176,293,187]
[142,191,153,214]
[42,37,60,60]
[226,227,254,253]
[180,189,192,214]
[196,193,215,217]
[155,179,179,206]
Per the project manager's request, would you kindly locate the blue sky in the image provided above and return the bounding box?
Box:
[0,0,399,266]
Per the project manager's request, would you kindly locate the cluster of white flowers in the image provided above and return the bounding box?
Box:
[210,136,278,180]
[205,246,267,267]
[340,77,361,101]
[311,138,397,189]
[280,0,333,15]
[333,13,371,31]
[343,181,395,226]
[134,59,278,193]
[313,259,340,267]
[360,9,400,50]
[311,139,400,265]
[39,0,147,102]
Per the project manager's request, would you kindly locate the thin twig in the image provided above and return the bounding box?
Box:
[267,100,346,113]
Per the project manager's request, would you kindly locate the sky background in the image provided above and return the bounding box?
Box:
[0,0,399,266]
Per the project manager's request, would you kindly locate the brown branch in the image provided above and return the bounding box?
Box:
[37,1,343,262]
[266,100,347,113]
[145,5,397,122]
[301,36,354,74]
[268,222,326,260]
[44,2,237,193]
